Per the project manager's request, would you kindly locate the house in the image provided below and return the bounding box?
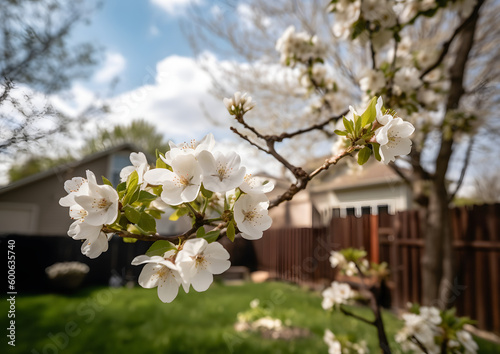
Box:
[267,157,413,228]
[0,144,188,236]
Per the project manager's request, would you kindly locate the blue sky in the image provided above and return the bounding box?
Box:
[45,0,284,177]
[72,0,199,94]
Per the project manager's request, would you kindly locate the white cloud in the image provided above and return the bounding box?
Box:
[50,83,98,117]
[237,3,271,30]
[93,52,127,84]
[106,54,226,141]
[150,0,201,16]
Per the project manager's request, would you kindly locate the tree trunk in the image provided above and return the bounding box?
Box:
[421,0,484,308]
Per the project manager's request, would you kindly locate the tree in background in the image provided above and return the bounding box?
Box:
[81,119,171,158]
[185,0,500,307]
[7,119,170,182]
[0,0,100,158]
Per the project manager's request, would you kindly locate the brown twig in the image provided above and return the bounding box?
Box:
[339,304,375,325]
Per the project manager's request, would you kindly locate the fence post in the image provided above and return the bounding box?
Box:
[370,214,380,263]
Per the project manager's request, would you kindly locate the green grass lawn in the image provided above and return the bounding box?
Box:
[1,282,498,353]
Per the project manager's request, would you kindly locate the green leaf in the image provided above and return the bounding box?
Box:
[354,112,362,136]
[351,18,366,40]
[146,240,177,257]
[334,129,348,136]
[169,207,188,221]
[102,176,113,187]
[155,149,164,159]
[123,205,141,224]
[123,170,139,205]
[156,157,167,169]
[202,230,220,243]
[147,209,164,219]
[116,182,126,193]
[200,184,213,199]
[123,185,140,206]
[196,226,206,238]
[150,185,163,195]
[226,221,236,242]
[118,212,128,229]
[343,116,355,136]
[127,224,143,235]
[137,212,156,233]
[122,237,138,243]
[137,190,157,203]
[126,170,139,190]
[372,143,381,161]
[361,96,377,127]
[357,146,371,165]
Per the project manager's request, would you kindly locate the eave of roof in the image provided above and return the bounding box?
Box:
[0,143,149,195]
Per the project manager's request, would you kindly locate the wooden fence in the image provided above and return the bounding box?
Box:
[252,204,500,334]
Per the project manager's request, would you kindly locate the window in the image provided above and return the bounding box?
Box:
[109,153,133,187]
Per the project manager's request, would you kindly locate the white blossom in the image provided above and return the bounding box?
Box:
[396,312,441,354]
[239,174,274,194]
[331,1,361,39]
[275,25,326,65]
[322,281,354,310]
[80,232,112,259]
[329,251,346,269]
[143,154,202,205]
[223,91,256,115]
[375,96,394,126]
[162,133,215,165]
[457,330,478,354]
[59,176,89,207]
[175,238,231,292]
[361,0,397,28]
[73,170,120,226]
[234,193,272,240]
[394,67,422,93]
[324,329,342,354]
[66,204,111,259]
[198,150,246,193]
[359,69,386,93]
[132,251,186,303]
[120,152,150,184]
[345,261,358,276]
[420,306,442,326]
[375,116,415,164]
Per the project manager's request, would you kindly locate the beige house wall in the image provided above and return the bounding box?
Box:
[0,156,109,235]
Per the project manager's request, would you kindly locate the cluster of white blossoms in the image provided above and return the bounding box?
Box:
[329,250,367,276]
[321,281,355,310]
[132,238,231,303]
[395,306,442,353]
[60,94,275,303]
[324,329,368,354]
[337,96,415,164]
[395,306,478,354]
[275,25,326,66]
[129,133,273,302]
[59,170,119,259]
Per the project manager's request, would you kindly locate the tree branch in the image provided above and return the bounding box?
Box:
[339,304,375,325]
[420,2,485,80]
[448,136,475,203]
[388,161,412,186]
[274,110,348,142]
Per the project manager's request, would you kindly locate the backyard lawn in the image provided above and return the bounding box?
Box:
[1,281,499,353]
